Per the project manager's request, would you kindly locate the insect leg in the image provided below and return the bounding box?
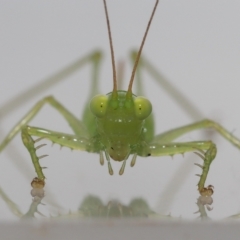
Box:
[153,119,240,149]
[130,51,202,120]
[0,51,105,182]
[0,50,103,151]
[21,125,93,180]
[0,96,89,152]
[0,51,102,119]
[139,140,216,195]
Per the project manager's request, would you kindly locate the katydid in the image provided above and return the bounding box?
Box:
[1,0,240,197]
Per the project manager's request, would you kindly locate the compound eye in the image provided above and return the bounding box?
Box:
[134,96,152,120]
[90,95,108,118]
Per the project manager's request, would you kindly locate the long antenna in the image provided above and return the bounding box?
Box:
[127,0,159,96]
[103,0,117,94]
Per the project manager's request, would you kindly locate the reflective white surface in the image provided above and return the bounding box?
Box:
[1,0,240,221]
[1,220,240,240]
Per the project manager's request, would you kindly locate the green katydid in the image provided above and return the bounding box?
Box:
[0,0,240,197]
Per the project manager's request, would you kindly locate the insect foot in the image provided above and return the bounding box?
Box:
[30,177,45,199]
[31,177,45,189]
[199,185,214,197]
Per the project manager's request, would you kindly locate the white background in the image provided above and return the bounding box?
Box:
[0,0,240,221]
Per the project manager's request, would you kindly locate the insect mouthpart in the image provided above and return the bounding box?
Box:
[108,143,130,161]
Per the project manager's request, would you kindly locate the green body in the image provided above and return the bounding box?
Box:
[1,1,240,196]
[1,51,240,196]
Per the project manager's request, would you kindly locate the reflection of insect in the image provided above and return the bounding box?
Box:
[0,0,240,197]
[0,183,169,219]
[79,195,154,218]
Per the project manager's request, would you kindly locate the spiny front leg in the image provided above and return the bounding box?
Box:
[139,141,216,195]
[21,127,46,180]
[194,145,217,196]
[21,125,94,180]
